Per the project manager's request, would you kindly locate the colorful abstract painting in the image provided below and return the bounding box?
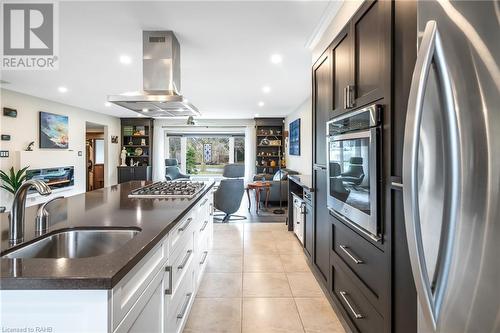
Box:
[39,111,69,149]
[289,118,300,156]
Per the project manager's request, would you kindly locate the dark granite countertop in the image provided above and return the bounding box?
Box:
[0,181,214,290]
[288,174,314,192]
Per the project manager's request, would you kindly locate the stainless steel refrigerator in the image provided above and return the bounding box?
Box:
[402,1,500,332]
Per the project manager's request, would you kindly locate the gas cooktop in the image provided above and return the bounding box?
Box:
[128,181,206,199]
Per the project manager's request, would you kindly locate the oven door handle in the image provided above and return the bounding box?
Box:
[330,130,371,142]
[313,165,326,171]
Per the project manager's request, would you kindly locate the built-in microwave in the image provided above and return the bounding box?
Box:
[326,104,382,241]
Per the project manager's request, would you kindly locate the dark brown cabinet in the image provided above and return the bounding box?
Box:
[331,26,352,114]
[118,166,152,184]
[312,44,333,284]
[351,0,391,107]
[309,1,408,333]
[304,197,314,259]
[313,166,329,282]
[331,0,392,117]
[312,52,331,166]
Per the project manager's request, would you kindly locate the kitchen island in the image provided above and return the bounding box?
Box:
[0,181,214,333]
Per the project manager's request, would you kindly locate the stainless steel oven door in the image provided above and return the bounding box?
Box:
[326,127,379,240]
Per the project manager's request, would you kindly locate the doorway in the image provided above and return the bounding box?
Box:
[86,122,106,192]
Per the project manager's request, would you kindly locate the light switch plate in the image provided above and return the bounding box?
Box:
[0,150,9,157]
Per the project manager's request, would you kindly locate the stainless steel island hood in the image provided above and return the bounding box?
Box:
[108,31,199,117]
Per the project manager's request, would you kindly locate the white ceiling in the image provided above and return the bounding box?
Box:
[1,1,334,119]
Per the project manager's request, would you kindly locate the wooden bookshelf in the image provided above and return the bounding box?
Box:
[254,117,285,175]
[118,118,153,183]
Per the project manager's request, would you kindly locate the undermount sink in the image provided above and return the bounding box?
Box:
[2,228,141,259]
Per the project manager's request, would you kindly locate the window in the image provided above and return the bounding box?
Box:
[165,134,245,178]
[168,136,182,167]
[234,136,245,163]
[187,137,229,175]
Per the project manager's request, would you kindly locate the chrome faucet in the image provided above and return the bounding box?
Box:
[36,196,64,235]
[9,180,52,244]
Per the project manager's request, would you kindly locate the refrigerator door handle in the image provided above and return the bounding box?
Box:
[402,20,461,330]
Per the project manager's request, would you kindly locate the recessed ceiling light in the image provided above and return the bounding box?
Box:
[258,101,265,107]
[142,108,149,112]
[137,113,145,117]
[58,86,68,93]
[255,113,260,117]
[262,85,271,94]
[104,102,112,107]
[119,55,132,65]
[270,54,282,64]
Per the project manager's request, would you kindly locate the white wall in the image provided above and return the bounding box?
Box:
[0,89,121,209]
[285,97,312,175]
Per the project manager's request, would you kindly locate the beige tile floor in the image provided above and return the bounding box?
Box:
[184,222,346,333]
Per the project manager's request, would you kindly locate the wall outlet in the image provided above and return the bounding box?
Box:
[0,150,9,157]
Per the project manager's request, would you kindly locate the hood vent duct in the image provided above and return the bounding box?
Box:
[108,31,199,117]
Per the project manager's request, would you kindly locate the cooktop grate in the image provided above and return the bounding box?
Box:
[128,181,206,199]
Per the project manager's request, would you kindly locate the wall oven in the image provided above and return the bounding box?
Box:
[326,104,382,241]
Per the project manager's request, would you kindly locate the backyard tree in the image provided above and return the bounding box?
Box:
[186,145,198,174]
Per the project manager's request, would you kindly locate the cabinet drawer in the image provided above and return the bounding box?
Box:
[332,264,383,333]
[171,234,195,297]
[113,268,164,333]
[166,268,195,333]
[112,237,167,330]
[332,219,385,300]
[169,211,195,255]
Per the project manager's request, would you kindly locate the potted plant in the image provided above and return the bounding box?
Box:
[0,166,29,195]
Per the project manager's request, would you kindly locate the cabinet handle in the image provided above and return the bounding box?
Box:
[209,203,214,216]
[346,85,354,108]
[199,251,208,265]
[177,250,193,270]
[176,292,193,319]
[164,266,173,295]
[178,217,193,232]
[300,202,306,215]
[200,220,209,232]
[200,198,209,207]
[339,291,364,319]
[343,87,347,109]
[339,245,363,264]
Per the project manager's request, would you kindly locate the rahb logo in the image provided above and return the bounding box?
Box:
[1,1,59,70]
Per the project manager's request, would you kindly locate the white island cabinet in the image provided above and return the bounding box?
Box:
[0,190,214,333]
